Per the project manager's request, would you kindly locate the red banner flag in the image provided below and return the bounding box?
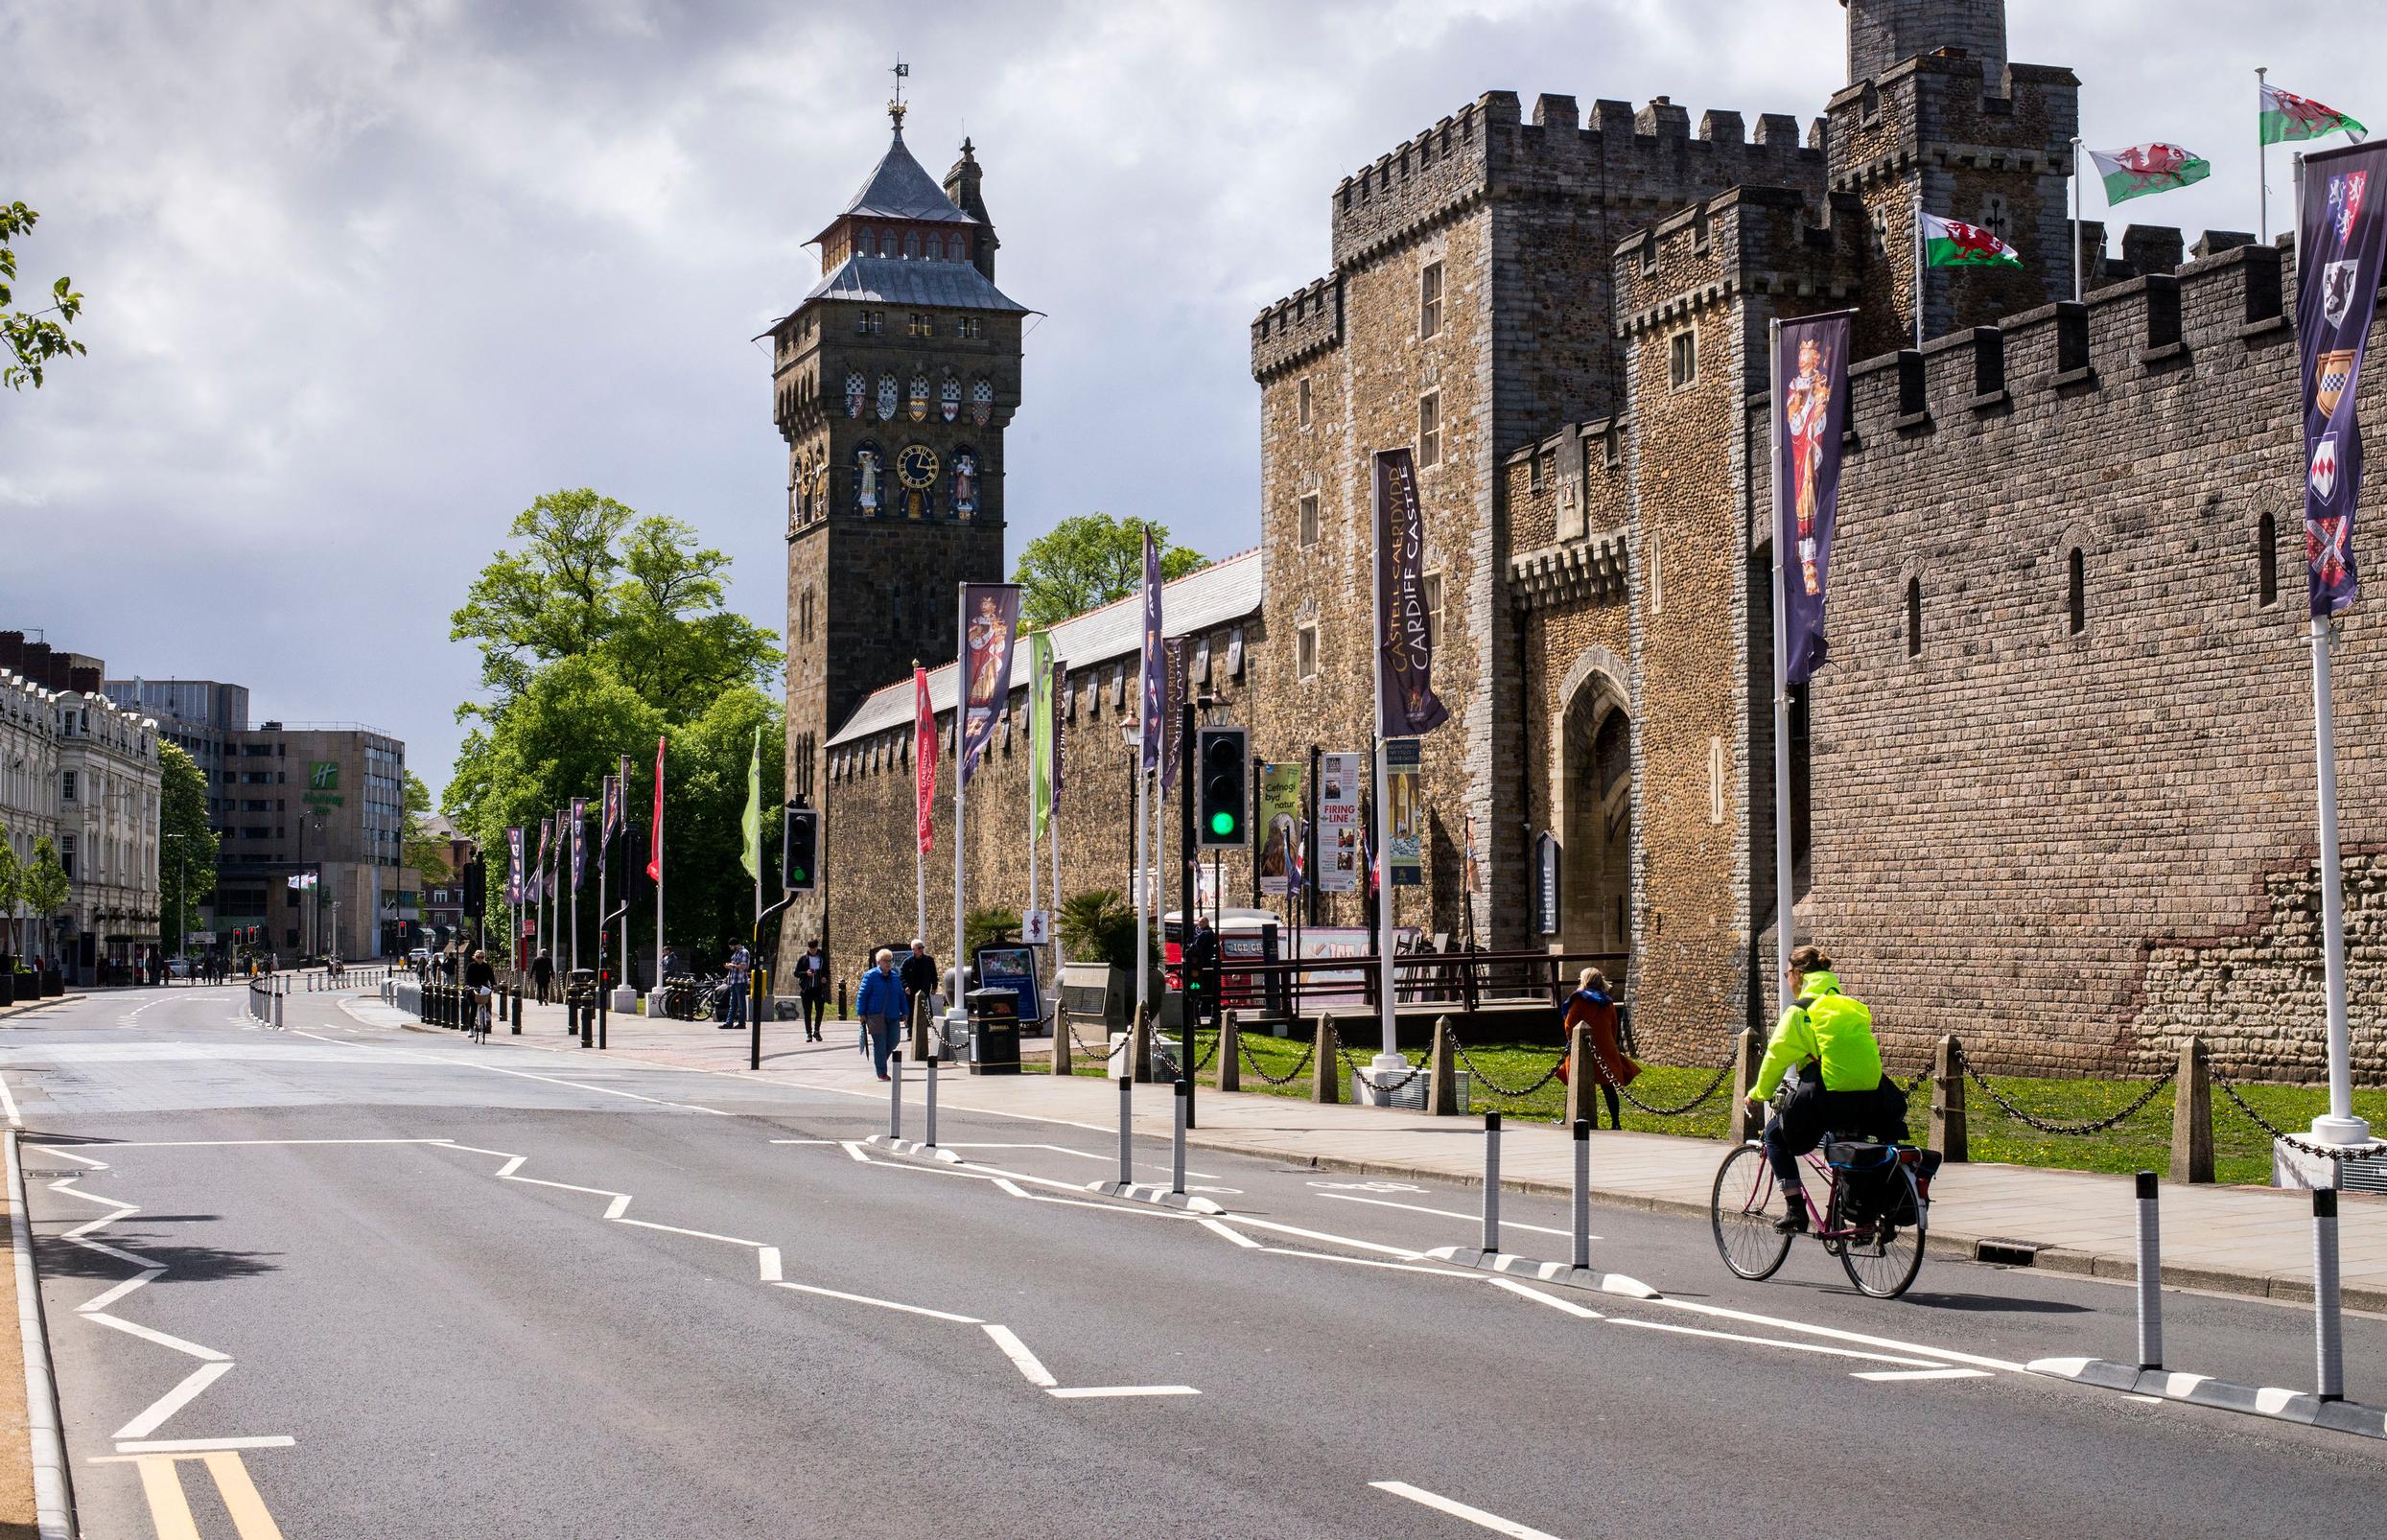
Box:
[914,665,938,854]
[647,736,666,881]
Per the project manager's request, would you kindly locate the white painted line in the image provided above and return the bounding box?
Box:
[1322,1192,1583,1240]
[505,1177,628,1202]
[1851,1367,1993,1383]
[1219,1214,1431,1261]
[1046,1386,1201,1399]
[495,1155,526,1178]
[1199,1218,1261,1248]
[42,1147,110,1169]
[766,1139,842,1145]
[1369,1481,1564,1539]
[0,1071,19,1128]
[1489,1276,1603,1318]
[1256,1247,1473,1277]
[1649,1297,2025,1374]
[83,1312,231,1363]
[982,1323,1059,1388]
[769,1281,983,1324]
[107,1436,295,1455]
[1609,1318,1946,1369]
[115,1362,236,1439]
[76,1139,449,1149]
[79,1268,165,1316]
[614,1218,765,1248]
[758,1248,782,1283]
[602,1196,631,1220]
[841,1141,871,1162]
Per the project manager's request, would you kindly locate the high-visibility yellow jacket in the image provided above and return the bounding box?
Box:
[1751,971,1884,1099]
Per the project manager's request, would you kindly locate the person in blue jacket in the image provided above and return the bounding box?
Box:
[854,947,906,1081]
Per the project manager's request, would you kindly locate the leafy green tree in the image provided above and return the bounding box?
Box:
[963,905,1021,963]
[607,516,784,722]
[656,688,785,963]
[1,203,86,391]
[22,839,68,962]
[1013,514,1206,630]
[0,826,21,962]
[158,743,220,952]
[401,770,452,885]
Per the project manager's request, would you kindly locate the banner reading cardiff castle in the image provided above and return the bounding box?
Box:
[958,582,1021,784]
[2301,141,2387,616]
[1373,448,1449,735]
[1773,310,1854,683]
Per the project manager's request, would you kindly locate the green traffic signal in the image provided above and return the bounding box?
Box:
[1209,811,1237,836]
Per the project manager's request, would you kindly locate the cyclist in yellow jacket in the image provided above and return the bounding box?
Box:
[1748,945,1903,1232]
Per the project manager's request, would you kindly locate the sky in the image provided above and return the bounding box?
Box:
[0,0,2373,796]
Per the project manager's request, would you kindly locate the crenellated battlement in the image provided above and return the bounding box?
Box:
[1613,184,1870,343]
[1250,273,1343,382]
[1323,87,1827,271]
[1825,51,2080,193]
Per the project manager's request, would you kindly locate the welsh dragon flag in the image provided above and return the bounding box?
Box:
[1921,212,2021,268]
[2087,144,2211,203]
[2262,83,2365,146]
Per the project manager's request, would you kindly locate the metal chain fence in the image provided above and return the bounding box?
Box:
[1236,1033,1318,1086]
[1589,1048,1737,1117]
[1953,1041,2169,1135]
[1336,1044,1430,1094]
[2210,1066,2371,1163]
[1448,1036,1566,1100]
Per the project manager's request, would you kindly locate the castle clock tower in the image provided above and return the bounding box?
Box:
[772,76,1029,952]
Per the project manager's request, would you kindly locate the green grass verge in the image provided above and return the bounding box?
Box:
[1024,1028,2387,1186]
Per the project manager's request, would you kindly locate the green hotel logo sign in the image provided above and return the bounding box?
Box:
[305,759,344,810]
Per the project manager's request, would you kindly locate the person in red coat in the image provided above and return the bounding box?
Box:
[1561,968,1639,1129]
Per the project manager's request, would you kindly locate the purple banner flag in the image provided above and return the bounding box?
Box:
[535,818,552,901]
[1050,660,1067,805]
[958,583,1022,785]
[2300,142,2387,616]
[505,826,524,904]
[571,797,588,891]
[1773,310,1854,685]
[1374,449,1450,735]
[1139,529,1164,773]
[1160,637,1189,797]
[600,774,620,852]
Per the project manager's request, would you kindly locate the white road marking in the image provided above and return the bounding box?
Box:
[1650,1296,2025,1374]
[1489,1276,1603,1318]
[81,1268,165,1315]
[83,1313,232,1362]
[772,1281,983,1323]
[616,1218,769,1249]
[1322,1192,1589,1241]
[983,1323,1059,1388]
[1611,1318,1946,1368]
[1199,1218,1261,1248]
[1369,1481,1564,1539]
[1853,1367,1992,1383]
[758,1248,782,1283]
[0,1071,18,1128]
[116,1362,236,1439]
[106,1436,295,1454]
[1255,1247,1473,1277]
[1047,1386,1200,1399]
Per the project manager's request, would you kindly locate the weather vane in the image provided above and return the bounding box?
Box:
[889,57,909,130]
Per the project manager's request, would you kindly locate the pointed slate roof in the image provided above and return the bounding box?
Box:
[815,128,976,244]
[803,254,1028,314]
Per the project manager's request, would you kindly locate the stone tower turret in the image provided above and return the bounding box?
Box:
[943,139,999,280]
[1843,0,2006,86]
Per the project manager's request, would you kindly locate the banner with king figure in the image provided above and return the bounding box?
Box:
[1374,448,1450,735]
[1773,310,1855,683]
[958,583,1022,784]
[505,826,524,904]
[1139,530,1164,773]
[2300,141,2387,615]
[571,796,588,891]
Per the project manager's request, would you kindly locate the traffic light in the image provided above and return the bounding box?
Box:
[784,805,820,893]
[461,857,485,912]
[1195,727,1250,850]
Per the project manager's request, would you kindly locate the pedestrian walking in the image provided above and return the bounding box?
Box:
[723,943,750,1032]
[1558,967,1638,1130]
[856,948,905,1081]
[899,940,936,1049]
[532,948,554,1007]
[797,941,830,1041]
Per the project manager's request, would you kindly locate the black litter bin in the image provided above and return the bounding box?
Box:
[964,987,1020,1075]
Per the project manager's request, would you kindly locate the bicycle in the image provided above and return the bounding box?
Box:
[470,987,494,1044]
[1711,1126,1934,1299]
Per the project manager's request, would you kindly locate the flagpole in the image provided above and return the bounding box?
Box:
[2071,135,2084,304]
[654,755,666,1010]
[1767,318,1795,1025]
[1027,649,1039,945]
[571,811,579,983]
[1135,625,1150,1019]
[1369,456,1398,1071]
[1911,189,1925,352]
[617,755,631,1009]
[597,799,607,998]
[2258,67,2269,245]
[914,660,927,949]
[950,588,969,1039]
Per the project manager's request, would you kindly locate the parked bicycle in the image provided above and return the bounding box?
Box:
[1710,1126,1939,1298]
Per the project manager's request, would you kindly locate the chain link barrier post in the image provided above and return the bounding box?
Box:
[888,1050,903,1143]
[1931,1034,1967,1161]
[2169,1036,2213,1183]
[924,1055,940,1152]
[1312,1015,1340,1105]
[1115,1074,1134,1188]
[1171,1079,1189,1197]
[2314,1187,2344,1402]
[1481,1111,1502,1256]
[2134,1171,2165,1371]
[1052,1002,1073,1077]
[1217,1011,1241,1094]
[1572,1118,1591,1272]
[1428,1016,1459,1115]
[1561,1022,1593,1127]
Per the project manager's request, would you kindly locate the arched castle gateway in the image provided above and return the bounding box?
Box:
[798,5,2387,1083]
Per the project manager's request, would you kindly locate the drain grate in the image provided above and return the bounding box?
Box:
[1975,1238,2041,1267]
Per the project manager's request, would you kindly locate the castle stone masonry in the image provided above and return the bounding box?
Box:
[793,3,2387,1085]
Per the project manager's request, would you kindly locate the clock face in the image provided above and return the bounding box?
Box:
[897,444,939,488]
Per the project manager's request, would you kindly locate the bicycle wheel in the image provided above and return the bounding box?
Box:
[1838,1170,1926,1298]
[1711,1143,1794,1281]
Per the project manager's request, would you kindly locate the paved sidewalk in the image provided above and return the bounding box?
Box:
[403,993,2387,1313]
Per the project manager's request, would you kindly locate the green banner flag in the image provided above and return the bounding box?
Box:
[739,723,761,882]
[1028,631,1056,839]
[2262,82,2366,147]
[2086,143,2211,203]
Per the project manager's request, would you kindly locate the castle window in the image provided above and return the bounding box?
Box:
[1421,571,1444,651]
[1418,391,1440,468]
[1639,237,1657,276]
[1298,377,1312,429]
[908,313,928,338]
[948,235,966,261]
[1419,261,1444,339]
[799,587,816,644]
[903,231,920,259]
[1297,623,1320,681]
[1906,577,1922,658]
[2067,547,2086,634]
[1669,329,1697,390]
[2258,511,2279,606]
[957,316,982,339]
[1299,493,1319,548]
[1860,82,1881,125]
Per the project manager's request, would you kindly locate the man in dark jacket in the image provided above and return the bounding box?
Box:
[797,941,831,1042]
[899,941,937,1047]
